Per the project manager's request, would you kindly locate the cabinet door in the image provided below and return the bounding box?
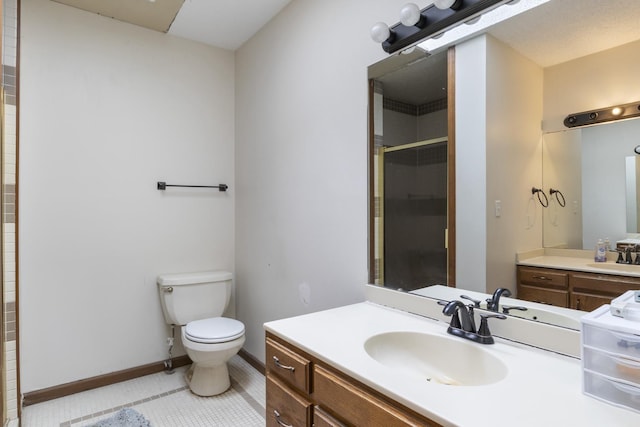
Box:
[313,365,439,427]
[570,292,614,312]
[266,375,311,427]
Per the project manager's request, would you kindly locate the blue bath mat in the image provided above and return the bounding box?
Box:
[85,408,152,427]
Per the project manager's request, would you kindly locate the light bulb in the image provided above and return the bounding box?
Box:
[612,107,623,116]
[370,22,391,43]
[400,3,421,27]
[434,0,457,9]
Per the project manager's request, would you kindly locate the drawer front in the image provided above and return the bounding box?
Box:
[570,273,640,299]
[517,284,568,307]
[583,324,640,360]
[313,406,347,427]
[266,337,311,394]
[583,346,640,386]
[313,365,439,427]
[266,375,311,427]
[583,370,640,414]
[517,267,568,290]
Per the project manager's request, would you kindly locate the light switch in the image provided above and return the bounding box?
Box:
[495,200,501,217]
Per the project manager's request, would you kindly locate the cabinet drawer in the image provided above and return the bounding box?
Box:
[517,267,568,290]
[266,337,311,394]
[583,346,640,386]
[313,365,438,427]
[583,370,640,414]
[570,273,640,299]
[313,406,346,427]
[266,375,311,427]
[517,284,568,307]
[583,324,640,361]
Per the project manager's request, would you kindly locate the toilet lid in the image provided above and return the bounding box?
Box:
[185,317,245,344]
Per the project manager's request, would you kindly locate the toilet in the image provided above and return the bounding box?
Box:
[157,270,245,397]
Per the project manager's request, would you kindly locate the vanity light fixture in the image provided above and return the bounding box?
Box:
[564,101,640,128]
[371,0,512,54]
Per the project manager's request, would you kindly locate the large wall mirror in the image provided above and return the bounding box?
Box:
[367,0,640,331]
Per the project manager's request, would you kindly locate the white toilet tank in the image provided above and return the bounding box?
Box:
[157,270,232,325]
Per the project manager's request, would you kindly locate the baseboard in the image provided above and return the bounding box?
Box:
[22,355,191,407]
[238,349,265,375]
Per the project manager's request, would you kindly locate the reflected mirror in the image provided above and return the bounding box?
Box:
[542,118,640,250]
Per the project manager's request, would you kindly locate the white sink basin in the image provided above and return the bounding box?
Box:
[586,263,640,274]
[364,331,507,386]
[506,307,582,329]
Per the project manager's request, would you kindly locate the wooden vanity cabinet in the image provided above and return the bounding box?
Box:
[265,333,441,427]
[516,266,568,307]
[516,266,640,311]
[569,273,640,311]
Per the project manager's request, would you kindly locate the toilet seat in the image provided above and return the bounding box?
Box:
[185,317,245,344]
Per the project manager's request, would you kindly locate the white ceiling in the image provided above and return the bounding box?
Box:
[52,0,293,51]
[168,0,293,51]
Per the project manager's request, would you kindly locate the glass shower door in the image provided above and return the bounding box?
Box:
[382,138,448,291]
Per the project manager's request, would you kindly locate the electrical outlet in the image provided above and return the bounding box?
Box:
[494,200,501,217]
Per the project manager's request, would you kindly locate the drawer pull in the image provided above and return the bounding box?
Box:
[532,275,551,281]
[609,379,640,396]
[612,355,640,370]
[274,410,293,427]
[273,356,296,372]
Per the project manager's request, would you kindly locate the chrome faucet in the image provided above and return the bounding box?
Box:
[486,288,511,312]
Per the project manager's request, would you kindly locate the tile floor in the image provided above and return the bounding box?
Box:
[21,356,266,427]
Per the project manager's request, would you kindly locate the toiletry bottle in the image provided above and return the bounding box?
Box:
[604,237,611,251]
[595,239,606,262]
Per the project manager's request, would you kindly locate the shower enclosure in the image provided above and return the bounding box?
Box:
[380,138,448,291]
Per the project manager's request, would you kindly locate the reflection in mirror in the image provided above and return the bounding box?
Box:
[369,49,449,292]
[543,118,640,250]
[411,285,584,330]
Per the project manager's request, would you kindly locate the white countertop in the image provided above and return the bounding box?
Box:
[264,301,639,427]
[517,248,640,277]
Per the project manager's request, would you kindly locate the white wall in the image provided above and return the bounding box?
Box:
[455,36,488,293]
[543,38,640,132]
[455,35,543,294]
[485,35,543,293]
[20,0,235,392]
[234,0,411,362]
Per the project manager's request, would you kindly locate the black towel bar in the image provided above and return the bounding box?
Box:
[157,181,228,192]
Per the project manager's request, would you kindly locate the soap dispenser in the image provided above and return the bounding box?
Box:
[594,239,606,262]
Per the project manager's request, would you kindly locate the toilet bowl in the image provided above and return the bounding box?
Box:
[157,270,245,397]
[181,317,245,396]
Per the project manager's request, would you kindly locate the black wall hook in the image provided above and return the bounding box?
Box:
[549,188,566,207]
[531,187,549,207]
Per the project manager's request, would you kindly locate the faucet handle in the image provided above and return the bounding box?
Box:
[460,294,481,308]
[502,305,528,314]
[477,314,506,345]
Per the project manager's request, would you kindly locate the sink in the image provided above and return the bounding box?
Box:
[364,331,507,386]
[586,263,640,274]
[506,307,582,329]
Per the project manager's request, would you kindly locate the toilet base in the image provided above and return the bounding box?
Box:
[185,363,231,397]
